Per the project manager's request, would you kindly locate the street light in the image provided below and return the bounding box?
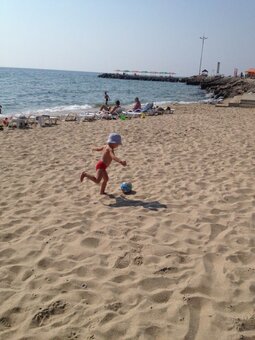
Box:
[199,35,208,75]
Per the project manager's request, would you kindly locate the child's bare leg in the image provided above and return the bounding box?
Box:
[80,169,104,184]
[80,171,87,182]
[100,171,109,195]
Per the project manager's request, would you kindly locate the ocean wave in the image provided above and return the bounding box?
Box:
[154,100,205,106]
[178,100,203,104]
[8,104,94,117]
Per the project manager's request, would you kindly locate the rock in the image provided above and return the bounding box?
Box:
[200,77,255,99]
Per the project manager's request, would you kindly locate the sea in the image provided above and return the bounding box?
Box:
[0,67,209,116]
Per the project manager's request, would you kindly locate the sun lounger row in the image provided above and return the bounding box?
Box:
[0,106,174,130]
[64,105,174,122]
[0,114,59,129]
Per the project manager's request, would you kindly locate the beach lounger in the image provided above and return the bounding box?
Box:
[120,104,153,119]
[163,107,175,114]
[12,114,29,128]
[65,113,78,121]
[141,103,154,112]
[26,114,58,127]
[97,111,118,120]
[27,115,38,126]
[36,115,58,127]
[78,113,97,122]
[49,116,58,125]
[122,111,141,118]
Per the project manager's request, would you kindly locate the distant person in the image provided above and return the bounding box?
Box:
[0,105,2,114]
[3,117,9,126]
[109,100,121,114]
[132,97,141,111]
[100,100,121,115]
[104,91,110,105]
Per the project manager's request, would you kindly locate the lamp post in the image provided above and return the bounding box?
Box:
[199,35,208,75]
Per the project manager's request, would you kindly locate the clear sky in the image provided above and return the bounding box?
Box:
[1,0,254,76]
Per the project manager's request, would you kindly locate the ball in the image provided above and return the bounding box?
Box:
[120,182,132,194]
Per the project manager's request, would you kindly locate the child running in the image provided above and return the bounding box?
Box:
[80,133,127,195]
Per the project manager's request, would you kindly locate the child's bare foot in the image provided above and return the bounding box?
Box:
[100,192,115,198]
[80,171,87,182]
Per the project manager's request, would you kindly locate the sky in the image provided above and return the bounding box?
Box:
[1,0,254,76]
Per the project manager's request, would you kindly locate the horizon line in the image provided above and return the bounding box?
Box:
[0,66,101,74]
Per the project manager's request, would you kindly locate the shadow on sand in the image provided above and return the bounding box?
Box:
[106,195,167,211]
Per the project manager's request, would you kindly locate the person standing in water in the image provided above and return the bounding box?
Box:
[104,91,110,105]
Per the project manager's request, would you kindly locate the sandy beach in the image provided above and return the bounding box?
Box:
[0,104,255,340]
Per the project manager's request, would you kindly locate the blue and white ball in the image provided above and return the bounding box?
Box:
[120,182,132,194]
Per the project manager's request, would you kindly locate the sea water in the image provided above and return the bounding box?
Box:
[0,67,207,116]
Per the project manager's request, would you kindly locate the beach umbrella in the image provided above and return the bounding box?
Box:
[246,68,255,74]
[245,68,255,78]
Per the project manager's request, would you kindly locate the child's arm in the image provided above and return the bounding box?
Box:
[109,149,127,166]
[92,145,104,152]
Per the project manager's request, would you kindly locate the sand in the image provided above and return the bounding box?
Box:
[0,104,255,340]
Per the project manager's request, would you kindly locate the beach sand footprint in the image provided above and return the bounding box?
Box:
[208,223,227,242]
[154,267,178,275]
[106,302,122,312]
[31,300,66,327]
[100,312,117,325]
[114,253,130,269]
[0,316,11,330]
[80,237,100,248]
[235,314,255,332]
[133,256,143,265]
[150,290,173,304]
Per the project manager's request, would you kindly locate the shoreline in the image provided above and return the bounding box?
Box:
[1,100,211,118]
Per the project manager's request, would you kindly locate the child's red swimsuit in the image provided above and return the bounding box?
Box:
[96,160,107,171]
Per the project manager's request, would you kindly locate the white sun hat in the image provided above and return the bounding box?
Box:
[107,133,122,145]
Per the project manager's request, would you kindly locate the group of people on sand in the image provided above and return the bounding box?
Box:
[99,92,142,115]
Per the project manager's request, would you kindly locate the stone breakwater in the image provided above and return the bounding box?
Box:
[200,77,255,99]
[98,73,182,82]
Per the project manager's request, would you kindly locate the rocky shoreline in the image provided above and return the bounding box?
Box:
[199,77,255,99]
